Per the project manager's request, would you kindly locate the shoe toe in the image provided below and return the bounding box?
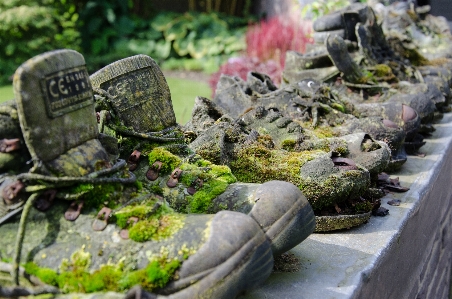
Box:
[248,181,315,256]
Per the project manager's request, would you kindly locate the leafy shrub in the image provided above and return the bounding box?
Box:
[301,0,351,20]
[245,17,313,67]
[82,10,249,74]
[0,0,80,85]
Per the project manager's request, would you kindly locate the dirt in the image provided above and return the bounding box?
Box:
[273,252,301,273]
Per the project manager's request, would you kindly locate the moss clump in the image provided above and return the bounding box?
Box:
[178,157,237,213]
[25,247,183,293]
[373,64,393,77]
[230,141,320,186]
[148,147,182,174]
[189,180,230,213]
[128,214,185,242]
[310,126,335,139]
[281,139,297,151]
[119,254,181,290]
[353,201,374,213]
[65,183,123,210]
[112,197,185,242]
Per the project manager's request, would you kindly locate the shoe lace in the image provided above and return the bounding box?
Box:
[93,87,184,143]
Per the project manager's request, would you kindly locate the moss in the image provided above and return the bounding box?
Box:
[176,157,237,213]
[300,170,369,210]
[148,147,182,174]
[66,183,123,210]
[24,262,58,286]
[281,139,297,151]
[230,142,320,187]
[311,126,334,139]
[189,180,230,213]
[149,183,164,195]
[230,140,368,210]
[24,247,185,294]
[353,201,373,213]
[128,213,185,242]
[119,255,181,291]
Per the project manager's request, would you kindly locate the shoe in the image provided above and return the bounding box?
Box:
[0,100,30,175]
[212,72,408,170]
[188,96,371,214]
[0,50,275,299]
[90,55,316,256]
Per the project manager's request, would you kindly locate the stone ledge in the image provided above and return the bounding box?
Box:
[240,113,452,299]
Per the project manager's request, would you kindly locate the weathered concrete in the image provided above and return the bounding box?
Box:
[240,112,452,299]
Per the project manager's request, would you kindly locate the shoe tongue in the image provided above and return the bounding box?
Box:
[13,49,100,163]
[90,55,176,133]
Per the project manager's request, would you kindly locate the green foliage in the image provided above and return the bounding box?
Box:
[83,10,248,74]
[0,0,80,85]
[301,0,351,20]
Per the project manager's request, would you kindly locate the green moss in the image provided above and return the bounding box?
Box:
[189,180,230,213]
[311,126,334,139]
[299,170,369,210]
[373,64,393,77]
[24,262,58,286]
[127,213,185,242]
[149,183,164,195]
[119,255,181,290]
[353,201,373,213]
[281,139,297,151]
[66,183,123,210]
[176,157,237,213]
[230,142,320,186]
[24,247,185,294]
[148,147,182,173]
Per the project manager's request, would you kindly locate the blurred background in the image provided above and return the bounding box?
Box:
[0,0,319,123]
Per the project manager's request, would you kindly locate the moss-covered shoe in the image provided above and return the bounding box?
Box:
[187,97,372,220]
[0,50,274,299]
[89,54,315,256]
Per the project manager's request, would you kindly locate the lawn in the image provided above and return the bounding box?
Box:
[0,77,211,125]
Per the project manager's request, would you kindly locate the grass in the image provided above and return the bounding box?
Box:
[0,77,211,125]
[0,85,14,103]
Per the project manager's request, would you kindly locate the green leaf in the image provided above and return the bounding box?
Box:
[153,40,172,59]
[151,12,179,32]
[173,31,196,56]
[128,39,156,56]
[188,38,210,59]
[164,18,189,42]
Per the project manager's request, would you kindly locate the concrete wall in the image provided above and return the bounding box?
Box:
[352,136,452,299]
